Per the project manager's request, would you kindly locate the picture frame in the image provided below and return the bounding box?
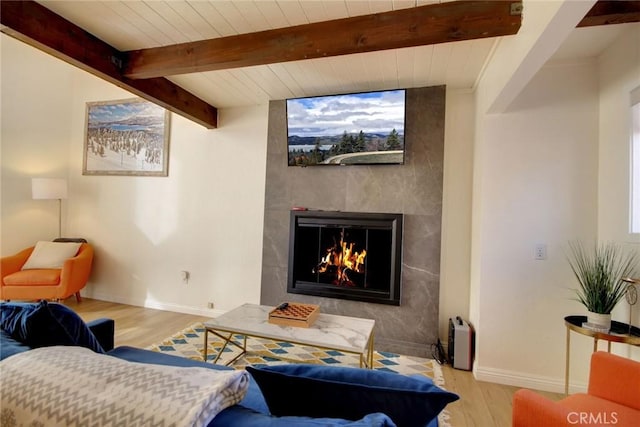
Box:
[83,98,171,176]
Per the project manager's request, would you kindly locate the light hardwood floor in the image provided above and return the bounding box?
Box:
[67,298,563,427]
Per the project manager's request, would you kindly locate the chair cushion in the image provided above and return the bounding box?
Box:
[21,241,81,270]
[246,364,458,427]
[3,269,61,286]
[0,301,104,353]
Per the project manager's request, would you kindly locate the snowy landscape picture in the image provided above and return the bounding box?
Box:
[83,98,170,176]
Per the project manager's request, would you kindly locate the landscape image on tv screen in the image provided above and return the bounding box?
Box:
[287,89,406,166]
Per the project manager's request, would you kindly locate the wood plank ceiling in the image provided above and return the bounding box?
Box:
[2,1,639,128]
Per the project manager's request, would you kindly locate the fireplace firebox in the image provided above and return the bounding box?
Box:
[287,210,403,305]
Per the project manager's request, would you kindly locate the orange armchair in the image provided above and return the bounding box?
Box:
[513,351,640,426]
[1,243,93,302]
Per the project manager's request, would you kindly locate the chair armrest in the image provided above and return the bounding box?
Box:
[87,318,115,352]
[1,247,34,280]
[59,244,94,293]
[512,389,570,427]
[588,351,640,410]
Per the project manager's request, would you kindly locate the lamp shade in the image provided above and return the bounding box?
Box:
[32,178,68,200]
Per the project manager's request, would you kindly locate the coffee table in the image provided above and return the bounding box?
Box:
[203,303,375,368]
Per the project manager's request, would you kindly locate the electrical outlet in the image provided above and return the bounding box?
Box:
[207,302,215,309]
[535,244,547,260]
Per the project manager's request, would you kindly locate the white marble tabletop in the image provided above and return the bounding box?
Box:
[203,303,375,354]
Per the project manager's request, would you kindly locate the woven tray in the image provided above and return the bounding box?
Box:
[268,303,320,328]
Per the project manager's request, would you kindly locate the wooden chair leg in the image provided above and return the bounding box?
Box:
[75,292,82,303]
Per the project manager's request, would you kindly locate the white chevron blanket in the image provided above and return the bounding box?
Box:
[0,346,249,427]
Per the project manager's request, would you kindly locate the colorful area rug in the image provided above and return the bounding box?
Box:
[149,322,451,426]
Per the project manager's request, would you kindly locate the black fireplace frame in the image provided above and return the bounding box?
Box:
[287,210,403,305]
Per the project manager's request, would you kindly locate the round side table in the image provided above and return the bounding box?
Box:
[564,315,640,395]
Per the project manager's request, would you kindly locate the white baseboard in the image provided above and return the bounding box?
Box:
[474,365,587,394]
[83,290,225,318]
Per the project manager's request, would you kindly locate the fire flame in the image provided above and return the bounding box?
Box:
[314,233,367,286]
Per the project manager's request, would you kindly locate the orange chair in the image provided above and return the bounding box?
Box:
[512,351,640,426]
[0,243,93,302]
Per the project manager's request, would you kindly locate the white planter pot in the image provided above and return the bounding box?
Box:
[587,311,611,331]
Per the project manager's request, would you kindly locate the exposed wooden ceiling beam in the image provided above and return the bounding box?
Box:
[123,0,522,79]
[0,1,218,129]
[578,0,640,27]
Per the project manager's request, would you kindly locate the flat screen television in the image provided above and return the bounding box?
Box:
[287,89,406,166]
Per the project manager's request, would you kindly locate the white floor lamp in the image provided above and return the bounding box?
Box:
[32,178,68,238]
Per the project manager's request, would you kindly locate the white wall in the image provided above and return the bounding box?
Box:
[598,24,640,244]
[470,25,640,393]
[1,35,74,250]
[1,35,269,316]
[439,89,474,341]
[597,24,640,359]
[474,61,600,391]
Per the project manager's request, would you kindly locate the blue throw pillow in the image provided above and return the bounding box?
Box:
[246,364,458,427]
[46,302,104,353]
[0,301,103,353]
[0,302,48,342]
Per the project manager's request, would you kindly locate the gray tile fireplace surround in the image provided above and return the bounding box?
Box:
[260,86,444,358]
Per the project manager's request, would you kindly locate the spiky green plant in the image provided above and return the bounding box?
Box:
[567,241,638,314]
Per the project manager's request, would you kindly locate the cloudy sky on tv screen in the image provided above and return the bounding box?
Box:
[287,89,405,138]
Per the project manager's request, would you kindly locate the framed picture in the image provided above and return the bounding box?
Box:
[83,98,171,176]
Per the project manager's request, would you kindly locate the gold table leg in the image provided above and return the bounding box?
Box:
[359,332,375,369]
[203,328,247,366]
[204,327,375,369]
[565,326,570,395]
[204,327,209,361]
[368,332,374,369]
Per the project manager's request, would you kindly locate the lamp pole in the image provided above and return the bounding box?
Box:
[57,198,62,238]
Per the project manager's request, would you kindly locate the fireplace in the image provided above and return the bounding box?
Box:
[287,210,403,305]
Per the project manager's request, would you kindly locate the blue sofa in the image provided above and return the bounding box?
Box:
[0,302,457,427]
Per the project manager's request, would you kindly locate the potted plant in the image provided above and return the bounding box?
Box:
[567,241,638,331]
